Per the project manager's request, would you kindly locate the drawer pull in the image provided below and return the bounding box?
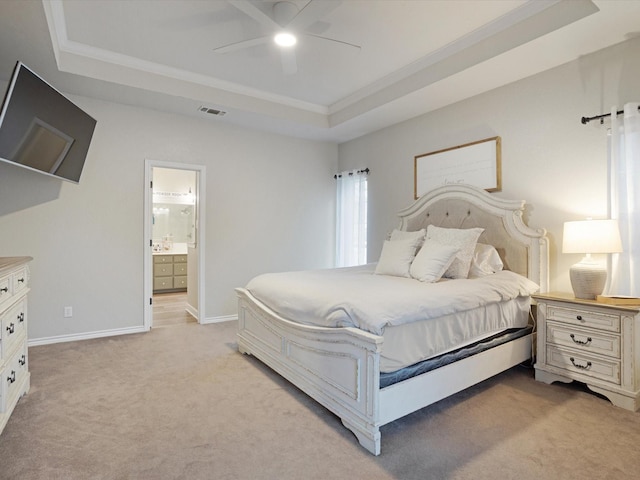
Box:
[18,355,26,366]
[0,287,7,293]
[570,334,592,346]
[7,370,16,384]
[17,277,25,283]
[6,322,15,334]
[570,357,592,370]
[17,312,24,322]
[576,315,583,321]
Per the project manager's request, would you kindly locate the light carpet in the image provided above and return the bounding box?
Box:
[1,321,639,479]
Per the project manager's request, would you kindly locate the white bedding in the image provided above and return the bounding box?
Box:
[245,264,539,336]
[379,296,531,372]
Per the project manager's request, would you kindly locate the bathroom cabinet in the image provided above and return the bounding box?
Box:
[153,254,187,293]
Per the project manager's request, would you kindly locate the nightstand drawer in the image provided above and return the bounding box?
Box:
[547,305,620,333]
[547,322,620,359]
[546,345,620,385]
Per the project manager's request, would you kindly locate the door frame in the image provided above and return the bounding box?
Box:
[143,159,206,330]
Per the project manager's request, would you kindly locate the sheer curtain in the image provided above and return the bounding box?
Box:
[606,102,640,297]
[335,169,368,267]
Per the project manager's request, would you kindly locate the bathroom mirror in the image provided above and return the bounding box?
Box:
[152,203,195,244]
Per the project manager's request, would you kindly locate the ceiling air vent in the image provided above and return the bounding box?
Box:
[198,106,227,116]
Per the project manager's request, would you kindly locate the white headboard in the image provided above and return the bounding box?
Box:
[397,184,549,291]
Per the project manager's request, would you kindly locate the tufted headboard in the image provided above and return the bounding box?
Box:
[397,184,549,291]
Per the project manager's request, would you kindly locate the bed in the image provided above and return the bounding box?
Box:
[236,184,549,455]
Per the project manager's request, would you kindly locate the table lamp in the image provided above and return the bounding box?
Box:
[563,219,622,299]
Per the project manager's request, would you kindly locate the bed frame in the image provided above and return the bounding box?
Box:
[236,184,549,455]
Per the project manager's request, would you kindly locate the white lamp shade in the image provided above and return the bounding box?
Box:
[562,219,623,254]
[563,219,622,299]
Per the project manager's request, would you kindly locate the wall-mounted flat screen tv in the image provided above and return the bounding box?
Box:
[0,61,96,183]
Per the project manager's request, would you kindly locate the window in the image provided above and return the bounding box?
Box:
[335,169,369,267]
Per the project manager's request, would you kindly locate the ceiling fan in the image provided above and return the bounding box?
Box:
[214,0,361,75]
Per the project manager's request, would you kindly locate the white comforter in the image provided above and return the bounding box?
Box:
[245,265,539,335]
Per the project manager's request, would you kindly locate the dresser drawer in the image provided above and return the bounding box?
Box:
[173,255,187,263]
[547,305,620,333]
[153,255,173,264]
[1,298,27,358]
[0,274,11,307]
[546,345,620,385]
[154,264,173,277]
[547,322,620,359]
[154,277,174,290]
[174,263,187,275]
[1,343,28,413]
[12,266,28,296]
[173,276,187,289]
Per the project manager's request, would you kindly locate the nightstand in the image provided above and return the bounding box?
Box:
[533,292,640,411]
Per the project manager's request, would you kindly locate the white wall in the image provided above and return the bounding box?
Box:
[338,36,640,293]
[0,97,338,341]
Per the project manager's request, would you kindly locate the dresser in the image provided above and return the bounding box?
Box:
[534,292,640,411]
[0,256,31,435]
[153,254,187,293]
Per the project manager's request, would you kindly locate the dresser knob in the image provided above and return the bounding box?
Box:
[576,315,583,321]
[7,371,16,384]
[17,277,25,283]
[6,322,15,334]
[0,287,7,293]
[18,355,26,366]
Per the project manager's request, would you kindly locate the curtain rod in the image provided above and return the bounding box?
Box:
[334,168,370,179]
[581,105,640,125]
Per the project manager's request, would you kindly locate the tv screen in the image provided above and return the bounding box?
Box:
[0,62,96,183]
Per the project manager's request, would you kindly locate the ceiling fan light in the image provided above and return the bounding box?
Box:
[274,32,296,47]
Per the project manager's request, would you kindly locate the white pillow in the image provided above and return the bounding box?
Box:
[410,240,460,282]
[426,225,484,279]
[374,237,417,277]
[469,243,504,278]
[389,228,426,248]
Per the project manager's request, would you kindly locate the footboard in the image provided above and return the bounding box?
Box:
[236,288,384,454]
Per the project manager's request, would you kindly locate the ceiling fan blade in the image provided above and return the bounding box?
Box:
[280,48,297,75]
[303,33,361,52]
[227,0,280,30]
[213,36,270,53]
[287,0,342,31]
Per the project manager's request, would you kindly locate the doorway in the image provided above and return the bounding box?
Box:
[143,160,206,330]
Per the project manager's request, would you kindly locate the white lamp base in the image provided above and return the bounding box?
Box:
[570,257,607,300]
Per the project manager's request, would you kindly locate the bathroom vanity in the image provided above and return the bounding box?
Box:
[153,244,188,293]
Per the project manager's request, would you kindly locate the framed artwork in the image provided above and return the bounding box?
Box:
[414,136,501,199]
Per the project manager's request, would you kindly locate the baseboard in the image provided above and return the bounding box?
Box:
[201,314,237,325]
[185,303,198,320]
[28,315,237,346]
[28,325,147,347]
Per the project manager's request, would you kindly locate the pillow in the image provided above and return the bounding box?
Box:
[374,237,417,277]
[389,228,426,248]
[426,225,484,279]
[409,240,460,282]
[469,243,504,278]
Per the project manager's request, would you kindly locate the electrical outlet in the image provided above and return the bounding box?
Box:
[64,306,73,318]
